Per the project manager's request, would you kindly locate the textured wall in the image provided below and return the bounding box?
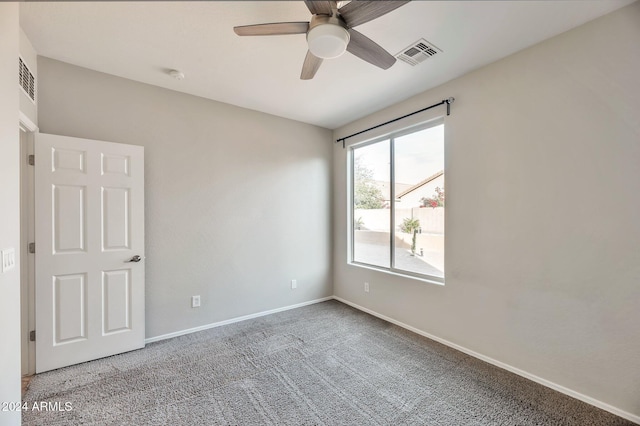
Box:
[37,58,333,338]
[333,2,640,419]
[0,4,22,426]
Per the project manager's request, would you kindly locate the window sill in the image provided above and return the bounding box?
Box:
[348,261,445,286]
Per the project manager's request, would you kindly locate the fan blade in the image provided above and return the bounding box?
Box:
[347,28,396,70]
[300,51,323,80]
[339,1,410,28]
[304,1,333,15]
[234,22,309,36]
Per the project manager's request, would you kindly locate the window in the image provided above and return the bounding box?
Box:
[351,122,444,283]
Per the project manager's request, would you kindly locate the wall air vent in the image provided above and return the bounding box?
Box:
[395,38,442,66]
[19,57,36,102]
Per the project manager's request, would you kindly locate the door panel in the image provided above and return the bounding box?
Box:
[52,148,86,173]
[102,269,131,334]
[102,154,129,176]
[35,133,144,373]
[53,184,86,253]
[102,187,130,250]
[53,273,87,344]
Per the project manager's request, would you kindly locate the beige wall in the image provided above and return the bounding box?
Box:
[0,3,22,425]
[37,57,333,339]
[334,2,640,420]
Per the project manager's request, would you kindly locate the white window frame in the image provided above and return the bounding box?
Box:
[348,119,445,285]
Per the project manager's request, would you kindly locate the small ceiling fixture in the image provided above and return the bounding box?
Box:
[168,69,185,80]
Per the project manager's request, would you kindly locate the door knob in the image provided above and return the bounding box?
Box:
[126,255,142,263]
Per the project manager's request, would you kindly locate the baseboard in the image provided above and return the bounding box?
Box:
[332,296,640,425]
[145,296,334,344]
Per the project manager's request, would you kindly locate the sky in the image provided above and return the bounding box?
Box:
[354,124,444,184]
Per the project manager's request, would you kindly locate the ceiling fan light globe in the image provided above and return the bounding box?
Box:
[307,24,350,59]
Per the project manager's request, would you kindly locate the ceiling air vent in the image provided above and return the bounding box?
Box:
[19,57,36,102]
[396,38,442,66]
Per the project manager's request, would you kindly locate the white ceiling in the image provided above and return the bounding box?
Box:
[20,0,635,129]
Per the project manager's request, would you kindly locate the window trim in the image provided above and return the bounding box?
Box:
[348,119,445,284]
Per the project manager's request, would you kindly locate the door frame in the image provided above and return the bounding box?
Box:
[19,112,37,377]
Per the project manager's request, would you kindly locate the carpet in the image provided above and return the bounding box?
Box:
[22,300,633,425]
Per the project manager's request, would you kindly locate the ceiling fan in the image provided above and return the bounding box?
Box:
[233,1,411,80]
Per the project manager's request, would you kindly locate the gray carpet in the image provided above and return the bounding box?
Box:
[23,300,633,425]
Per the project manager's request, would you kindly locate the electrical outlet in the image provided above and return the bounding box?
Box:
[291,279,297,289]
[364,282,370,293]
[191,295,201,308]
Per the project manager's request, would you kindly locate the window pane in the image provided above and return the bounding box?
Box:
[393,125,444,278]
[353,140,390,268]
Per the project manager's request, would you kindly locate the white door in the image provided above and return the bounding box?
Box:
[35,133,145,373]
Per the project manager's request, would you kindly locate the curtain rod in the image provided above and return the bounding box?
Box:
[335,97,455,148]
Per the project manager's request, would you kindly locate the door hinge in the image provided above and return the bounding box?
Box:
[28,242,35,254]
[29,330,36,342]
[28,154,35,166]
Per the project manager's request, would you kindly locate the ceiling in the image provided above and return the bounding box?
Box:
[20,1,635,129]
